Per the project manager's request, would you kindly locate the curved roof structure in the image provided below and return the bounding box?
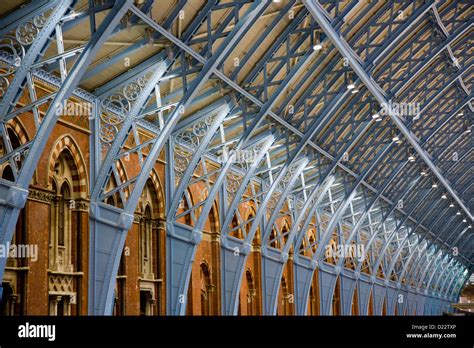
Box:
[0,0,472,315]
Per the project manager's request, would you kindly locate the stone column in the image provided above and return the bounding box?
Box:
[49,295,61,316]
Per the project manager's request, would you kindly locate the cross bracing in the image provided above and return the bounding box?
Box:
[0,0,472,315]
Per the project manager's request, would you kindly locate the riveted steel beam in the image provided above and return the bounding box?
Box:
[303,0,473,221]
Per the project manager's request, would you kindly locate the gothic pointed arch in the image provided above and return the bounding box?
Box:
[47,135,88,198]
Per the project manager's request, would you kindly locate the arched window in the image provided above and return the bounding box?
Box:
[7,128,21,149]
[300,229,316,257]
[362,251,371,275]
[51,179,72,268]
[299,238,307,256]
[48,150,82,316]
[368,289,375,315]
[105,176,124,208]
[0,282,14,315]
[137,178,163,315]
[231,215,242,239]
[0,127,22,178]
[309,286,316,315]
[309,230,316,253]
[105,196,115,206]
[308,269,320,315]
[269,228,279,248]
[1,127,29,316]
[351,286,359,315]
[327,238,337,264]
[1,165,14,181]
[5,128,23,171]
[114,250,127,316]
[246,270,256,315]
[177,189,193,226]
[58,183,70,247]
[139,204,155,316]
[236,211,261,316]
[140,290,153,316]
[281,223,289,245]
[1,164,26,315]
[140,205,152,274]
[209,206,218,234]
[200,263,212,316]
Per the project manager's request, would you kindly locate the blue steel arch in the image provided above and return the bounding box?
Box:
[0,0,472,316]
[298,0,472,316]
[298,75,471,314]
[88,0,272,315]
[0,0,132,302]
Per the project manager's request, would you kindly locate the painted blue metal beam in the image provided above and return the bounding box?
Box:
[437,261,463,299]
[88,59,169,315]
[0,0,61,37]
[215,44,322,313]
[405,212,467,286]
[413,226,466,291]
[294,26,472,288]
[161,12,331,315]
[292,0,474,316]
[303,0,473,222]
[133,4,469,251]
[258,158,309,315]
[87,0,271,315]
[113,2,333,316]
[394,199,452,284]
[417,229,470,293]
[305,2,470,312]
[371,188,433,276]
[316,99,468,314]
[442,264,466,299]
[321,100,471,313]
[0,0,122,297]
[370,1,435,67]
[302,91,472,314]
[399,208,464,290]
[92,0,212,96]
